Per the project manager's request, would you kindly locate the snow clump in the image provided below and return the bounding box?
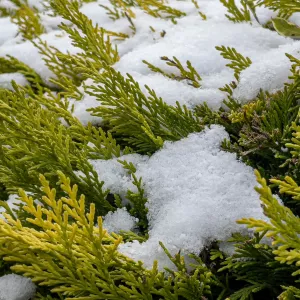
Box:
[0,274,36,300]
[93,126,268,269]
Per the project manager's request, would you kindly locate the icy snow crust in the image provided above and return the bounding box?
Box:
[93,126,267,269]
[0,0,300,122]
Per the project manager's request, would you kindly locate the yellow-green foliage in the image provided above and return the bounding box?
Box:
[135,0,186,22]
[286,119,300,158]
[0,55,47,90]
[238,170,300,298]
[0,173,213,299]
[33,39,84,98]
[33,0,122,97]
[0,84,122,215]
[219,0,251,23]
[85,67,203,153]
[143,56,202,88]
[191,0,207,19]
[255,0,300,19]
[12,4,45,40]
[106,0,186,22]
[228,99,263,123]
[216,46,252,80]
[50,0,119,67]
[1,0,300,298]
[272,17,300,38]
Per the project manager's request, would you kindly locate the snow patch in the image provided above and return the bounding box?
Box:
[0,274,36,300]
[103,207,138,233]
[90,126,267,269]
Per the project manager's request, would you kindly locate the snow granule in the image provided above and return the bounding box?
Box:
[116,125,268,269]
[103,207,138,233]
[0,274,36,300]
[0,73,28,90]
[89,153,148,199]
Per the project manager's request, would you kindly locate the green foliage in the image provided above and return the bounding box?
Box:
[143,56,202,88]
[195,51,300,180]
[215,46,252,107]
[85,67,203,153]
[219,0,251,23]
[191,0,207,19]
[238,170,300,298]
[255,0,300,19]
[134,0,186,22]
[33,39,84,98]
[100,0,186,24]
[11,4,45,40]
[216,46,252,80]
[233,86,297,167]
[1,0,300,298]
[0,84,122,216]
[99,3,123,20]
[49,0,119,67]
[0,174,215,299]
[118,159,149,232]
[272,17,300,38]
[0,55,47,91]
[220,232,300,299]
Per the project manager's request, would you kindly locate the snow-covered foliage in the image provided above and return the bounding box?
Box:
[0,0,300,299]
[0,0,299,123]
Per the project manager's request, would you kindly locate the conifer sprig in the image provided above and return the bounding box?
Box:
[143,56,202,88]
[85,67,203,153]
[0,55,47,91]
[0,173,215,299]
[219,0,251,23]
[255,0,300,19]
[0,84,121,215]
[12,4,45,40]
[216,46,252,80]
[49,0,119,67]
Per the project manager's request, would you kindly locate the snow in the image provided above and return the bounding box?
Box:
[90,126,268,269]
[103,207,138,233]
[0,73,28,89]
[0,194,22,218]
[233,42,300,102]
[0,17,18,46]
[89,153,148,200]
[0,274,36,300]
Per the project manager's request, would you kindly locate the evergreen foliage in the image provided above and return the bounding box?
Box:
[219,0,251,23]
[0,0,300,298]
[11,3,45,40]
[0,173,214,299]
[215,46,252,80]
[272,17,300,38]
[0,55,47,91]
[0,84,119,216]
[255,0,300,18]
[143,56,202,88]
[87,67,203,153]
[238,170,300,298]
